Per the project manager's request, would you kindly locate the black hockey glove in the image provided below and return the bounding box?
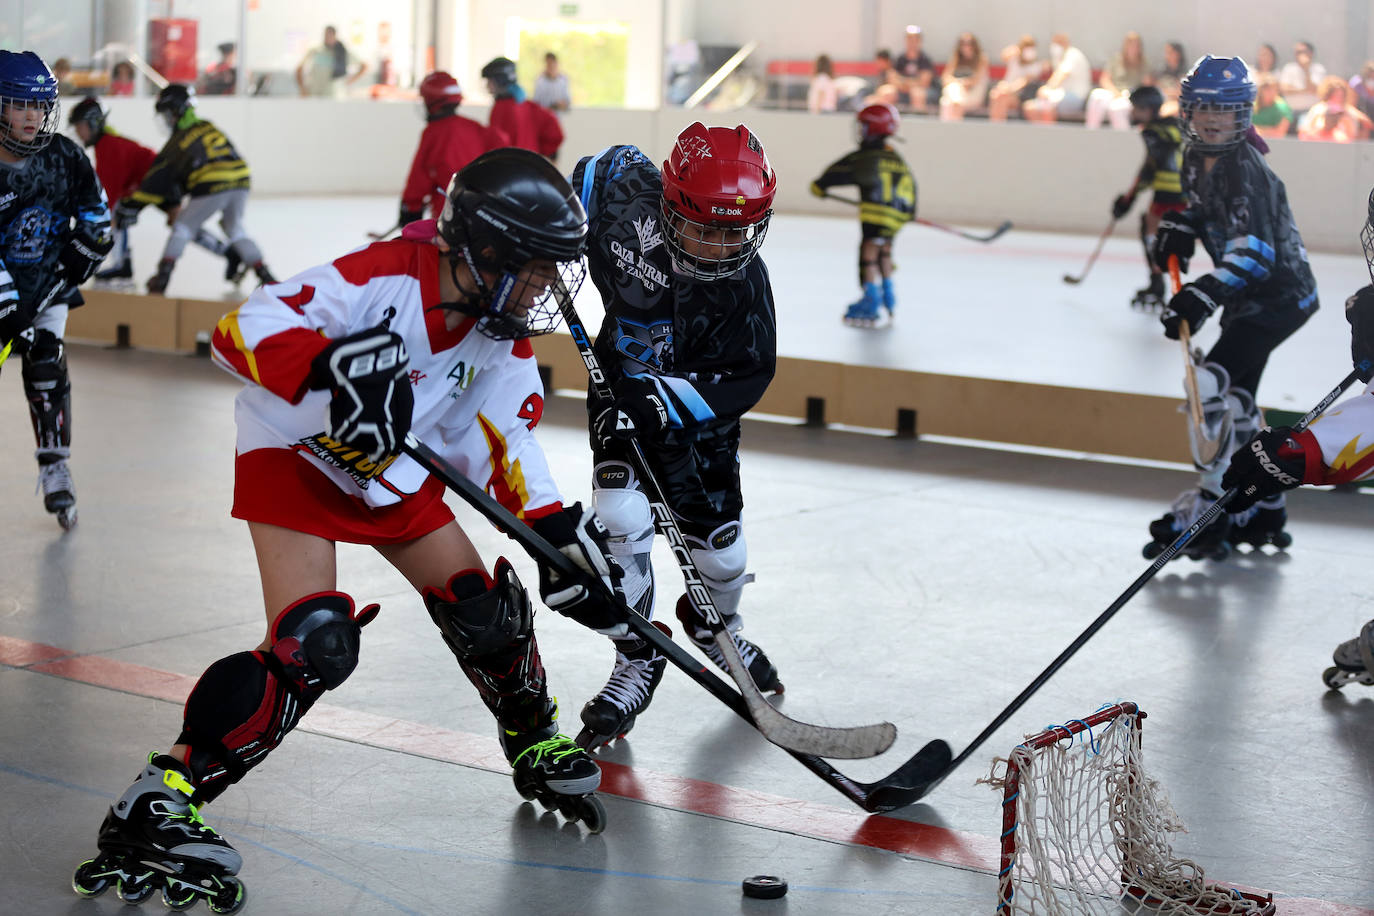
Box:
[1161,281,1220,340]
[1221,426,1312,512]
[529,503,627,635]
[398,206,424,229]
[593,379,668,449]
[311,328,413,464]
[1111,194,1135,220]
[60,228,114,287]
[0,273,32,356]
[1347,285,1374,381]
[113,198,142,228]
[1152,213,1196,272]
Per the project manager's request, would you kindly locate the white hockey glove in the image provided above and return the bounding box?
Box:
[311,328,413,464]
[530,503,628,636]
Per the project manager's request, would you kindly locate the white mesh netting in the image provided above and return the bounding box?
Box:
[980,703,1273,915]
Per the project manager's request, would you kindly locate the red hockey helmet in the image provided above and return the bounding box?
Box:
[856,103,899,143]
[660,122,776,281]
[419,71,463,116]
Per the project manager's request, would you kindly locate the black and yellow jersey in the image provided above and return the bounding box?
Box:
[1134,117,1183,204]
[130,118,251,211]
[811,143,916,234]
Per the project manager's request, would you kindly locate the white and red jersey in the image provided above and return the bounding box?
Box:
[210,224,565,536]
[1296,381,1374,485]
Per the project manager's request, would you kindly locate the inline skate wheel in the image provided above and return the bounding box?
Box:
[162,879,200,911]
[1322,666,1347,690]
[1272,531,1293,549]
[70,859,110,898]
[117,873,157,905]
[566,794,606,834]
[207,877,247,915]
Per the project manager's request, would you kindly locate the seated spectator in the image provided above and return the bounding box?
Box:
[808,53,839,113]
[1254,43,1278,79]
[1298,76,1372,143]
[200,42,236,95]
[893,25,938,113]
[1152,41,1187,114]
[1085,30,1149,129]
[1279,40,1326,119]
[51,57,76,95]
[939,32,989,120]
[1022,33,1092,123]
[871,49,897,97]
[108,60,135,96]
[987,35,1045,121]
[1350,60,1374,120]
[532,52,571,112]
[1251,75,1293,139]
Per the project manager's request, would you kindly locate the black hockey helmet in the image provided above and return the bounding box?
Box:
[1362,186,1374,283]
[480,56,518,95]
[154,83,196,129]
[437,147,588,340]
[68,96,107,146]
[1128,84,1165,115]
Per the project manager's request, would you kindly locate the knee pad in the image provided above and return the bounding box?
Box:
[269,591,378,691]
[687,521,753,617]
[592,461,652,538]
[22,330,70,450]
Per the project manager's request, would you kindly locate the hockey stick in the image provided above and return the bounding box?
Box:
[367,222,402,242]
[403,434,952,809]
[885,362,1372,801]
[820,193,1011,243]
[1170,258,1227,467]
[552,293,897,760]
[1062,215,1117,284]
[0,278,67,368]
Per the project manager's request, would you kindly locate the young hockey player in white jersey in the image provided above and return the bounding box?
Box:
[568,123,782,750]
[72,149,627,910]
[1144,55,1318,561]
[1221,189,1374,690]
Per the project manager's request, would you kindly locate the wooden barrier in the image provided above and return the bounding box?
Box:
[67,290,1197,465]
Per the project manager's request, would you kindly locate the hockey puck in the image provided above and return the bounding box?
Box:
[742,875,788,899]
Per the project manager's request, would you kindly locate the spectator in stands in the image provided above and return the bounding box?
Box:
[1085,31,1148,130]
[938,32,989,121]
[1349,60,1374,121]
[200,42,237,96]
[1151,41,1187,113]
[1297,76,1372,143]
[893,25,938,113]
[987,35,1044,121]
[109,61,135,96]
[808,53,839,113]
[532,52,571,112]
[1251,75,1293,140]
[51,58,76,96]
[1022,33,1092,123]
[1279,40,1326,121]
[296,25,367,98]
[1255,43,1278,79]
[872,49,896,94]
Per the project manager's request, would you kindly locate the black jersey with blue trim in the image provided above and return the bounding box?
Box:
[0,133,110,309]
[1179,140,1317,328]
[571,145,776,436]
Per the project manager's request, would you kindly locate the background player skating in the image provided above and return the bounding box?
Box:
[480,56,564,162]
[810,102,916,327]
[0,51,112,530]
[1109,85,1184,311]
[1143,55,1318,560]
[118,84,276,295]
[1221,195,1374,690]
[397,71,508,229]
[568,123,783,751]
[67,97,239,289]
[71,150,630,910]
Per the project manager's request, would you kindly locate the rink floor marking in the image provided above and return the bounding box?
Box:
[6,634,1372,915]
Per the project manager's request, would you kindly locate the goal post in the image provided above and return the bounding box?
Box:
[983,702,1275,915]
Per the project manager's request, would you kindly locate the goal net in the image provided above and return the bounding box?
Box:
[981,702,1274,915]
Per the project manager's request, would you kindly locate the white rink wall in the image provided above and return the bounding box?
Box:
[79,97,1374,254]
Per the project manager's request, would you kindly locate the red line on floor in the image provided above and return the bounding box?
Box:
[5,634,1370,914]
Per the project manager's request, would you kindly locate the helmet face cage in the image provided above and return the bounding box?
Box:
[1180,55,1255,154]
[1362,187,1374,284]
[659,198,771,281]
[0,92,59,156]
[155,85,195,129]
[69,98,106,145]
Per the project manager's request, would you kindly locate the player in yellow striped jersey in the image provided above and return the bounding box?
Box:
[810,103,916,327]
[1111,85,1184,310]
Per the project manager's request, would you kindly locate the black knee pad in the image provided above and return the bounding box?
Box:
[22,330,70,450]
[424,558,534,660]
[268,591,379,691]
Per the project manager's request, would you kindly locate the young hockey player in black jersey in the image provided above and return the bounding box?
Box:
[810,102,917,326]
[1110,85,1184,310]
[569,123,783,749]
[118,84,275,295]
[0,51,112,529]
[1144,55,1318,561]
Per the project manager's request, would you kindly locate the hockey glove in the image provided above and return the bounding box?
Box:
[398,206,424,229]
[1161,281,1220,340]
[60,228,114,287]
[1152,213,1196,272]
[311,328,413,465]
[1111,194,1135,220]
[113,198,142,228]
[1221,426,1315,512]
[1347,285,1374,381]
[0,271,32,357]
[592,379,668,449]
[530,503,627,636]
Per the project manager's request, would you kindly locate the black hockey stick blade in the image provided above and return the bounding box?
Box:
[849,738,954,812]
[1061,273,1084,285]
[913,216,1011,243]
[401,434,895,760]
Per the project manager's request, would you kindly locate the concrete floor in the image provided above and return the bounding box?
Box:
[1,202,1372,915]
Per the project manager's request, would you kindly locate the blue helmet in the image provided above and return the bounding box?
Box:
[0,50,60,156]
[1179,55,1255,154]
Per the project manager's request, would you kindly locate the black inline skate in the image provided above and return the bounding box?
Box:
[501,704,606,833]
[37,452,77,530]
[72,754,245,913]
[1142,488,1231,561]
[577,624,669,751]
[675,595,784,694]
[1226,499,1293,552]
[1322,620,1374,691]
[1130,273,1165,311]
